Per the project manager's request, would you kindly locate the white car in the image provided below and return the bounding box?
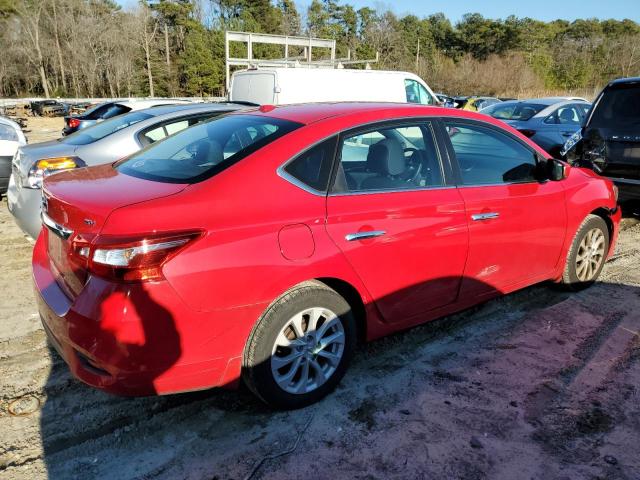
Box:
[0,117,27,196]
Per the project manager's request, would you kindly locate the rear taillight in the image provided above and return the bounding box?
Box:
[72,231,202,282]
[68,118,80,128]
[518,129,536,138]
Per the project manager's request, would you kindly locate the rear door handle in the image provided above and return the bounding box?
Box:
[471,212,499,221]
[345,230,386,241]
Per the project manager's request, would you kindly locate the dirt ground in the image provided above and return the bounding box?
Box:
[1,119,639,480]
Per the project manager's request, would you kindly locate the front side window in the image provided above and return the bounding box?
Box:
[445,121,538,185]
[117,115,302,184]
[335,122,443,193]
[404,79,435,105]
[61,111,153,146]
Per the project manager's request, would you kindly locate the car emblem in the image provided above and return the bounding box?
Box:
[84,219,96,226]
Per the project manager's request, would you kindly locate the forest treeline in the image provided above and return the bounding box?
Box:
[0,0,639,99]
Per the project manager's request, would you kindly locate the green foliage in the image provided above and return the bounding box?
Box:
[1,0,639,97]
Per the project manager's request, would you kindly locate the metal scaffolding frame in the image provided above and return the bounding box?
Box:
[224,31,379,91]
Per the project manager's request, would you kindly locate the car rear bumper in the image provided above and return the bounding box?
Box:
[7,176,42,239]
[33,232,265,396]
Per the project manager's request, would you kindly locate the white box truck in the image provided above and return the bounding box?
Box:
[229,68,439,106]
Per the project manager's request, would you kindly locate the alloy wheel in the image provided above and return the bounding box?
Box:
[270,307,345,395]
[575,227,606,281]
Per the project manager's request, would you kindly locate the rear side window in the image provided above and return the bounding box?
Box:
[117,115,302,184]
[139,114,217,146]
[483,102,547,121]
[545,105,582,125]
[445,121,538,185]
[589,84,640,129]
[283,137,337,192]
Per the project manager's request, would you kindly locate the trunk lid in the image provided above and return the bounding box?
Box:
[42,164,188,297]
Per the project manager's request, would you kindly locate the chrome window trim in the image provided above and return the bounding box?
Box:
[276,166,326,197]
[327,185,455,197]
[276,114,547,196]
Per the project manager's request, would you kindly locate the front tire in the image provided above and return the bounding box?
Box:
[242,281,356,409]
[561,214,609,290]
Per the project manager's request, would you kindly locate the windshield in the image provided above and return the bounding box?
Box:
[589,84,640,129]
[116,114,302,184]
[483,102,547,121]
[61,111,153,145]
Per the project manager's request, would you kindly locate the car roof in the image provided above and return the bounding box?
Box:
[142,102,241,117]
[607,77,640,87]
[115,99,193,110]
[0,115,22,130]
[496,97,589,107]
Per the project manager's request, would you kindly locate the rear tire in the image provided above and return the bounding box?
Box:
[561,214,609,290]
[242,281,356,409]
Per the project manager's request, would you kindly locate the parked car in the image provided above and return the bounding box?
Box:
[435,93,455,107]
[461,96,502,111]
[62,99,193,136]
[33,103,620,408]
[229,67,439,106]
[29,100,69,117]
[563,77,640,201]
[0,117,27,195]
[482,98,592,157]
[8,103,239,239]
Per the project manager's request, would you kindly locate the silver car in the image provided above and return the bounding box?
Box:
[7,103,239,239]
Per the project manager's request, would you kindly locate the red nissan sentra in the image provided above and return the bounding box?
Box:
[33,103,620,408]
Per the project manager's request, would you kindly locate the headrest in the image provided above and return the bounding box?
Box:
[366,138,405,176]
[195,139,224,165]
[559,108,575,122]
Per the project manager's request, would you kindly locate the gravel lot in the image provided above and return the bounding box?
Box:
[1,118,639,480]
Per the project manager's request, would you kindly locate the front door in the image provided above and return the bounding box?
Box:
[442,120,567,298]
[325,120,468,323]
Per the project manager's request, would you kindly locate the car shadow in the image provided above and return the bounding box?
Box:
[37,270,637,478]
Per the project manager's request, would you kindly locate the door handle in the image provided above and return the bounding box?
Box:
[345,230,386,241]
[471,212,499,221]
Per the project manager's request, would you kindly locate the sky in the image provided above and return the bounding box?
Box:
[295,0,640,23]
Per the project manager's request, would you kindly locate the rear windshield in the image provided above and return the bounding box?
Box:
[589,83,640,129]
[61,111,153,145]
[483,102,547,121]
[116,114,302,184]
[82,103,131,120]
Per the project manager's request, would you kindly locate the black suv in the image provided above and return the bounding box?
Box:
[565,77,640,200]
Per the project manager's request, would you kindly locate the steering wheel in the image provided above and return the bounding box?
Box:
[402,148,422,183]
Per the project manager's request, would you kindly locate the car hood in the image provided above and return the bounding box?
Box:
[16,140,77,176]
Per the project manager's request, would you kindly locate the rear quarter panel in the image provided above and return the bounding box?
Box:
[100,118,386,335]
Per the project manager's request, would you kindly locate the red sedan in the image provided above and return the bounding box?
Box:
[33,103,620,408]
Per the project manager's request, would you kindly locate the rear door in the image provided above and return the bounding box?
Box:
[325,119,468,324]
[441,120,567,298]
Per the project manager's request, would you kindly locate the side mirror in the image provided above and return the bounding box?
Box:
[548,158,569,181]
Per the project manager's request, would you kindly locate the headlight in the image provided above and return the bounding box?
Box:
[26,156,82,189]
